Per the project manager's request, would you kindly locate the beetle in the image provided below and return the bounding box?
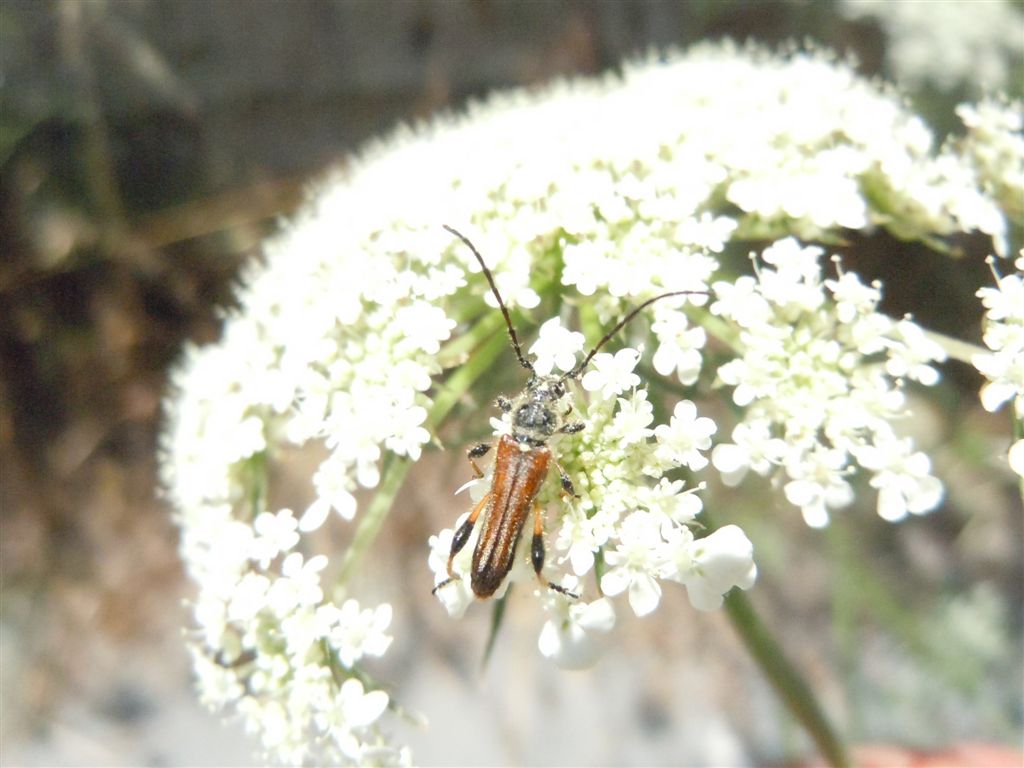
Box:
[434,224,704,600]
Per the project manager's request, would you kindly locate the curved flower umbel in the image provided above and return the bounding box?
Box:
[161,40,1014,763]
[711,238,948,527]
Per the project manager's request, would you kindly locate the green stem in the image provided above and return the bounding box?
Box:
[1012,406,1024,504]
[702,509,848,767]
[723,589,851,768]
[428,317,512,432]
[334,319,512,589]
[334,451,411,589]
[921,327,986,366]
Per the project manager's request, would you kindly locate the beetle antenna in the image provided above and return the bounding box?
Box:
[564,290,707,380]
[444,224,534,373]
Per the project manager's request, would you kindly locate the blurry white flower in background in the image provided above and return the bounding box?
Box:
[841,0,1024,93]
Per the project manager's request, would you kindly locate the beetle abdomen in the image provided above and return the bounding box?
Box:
[471,434,551,598]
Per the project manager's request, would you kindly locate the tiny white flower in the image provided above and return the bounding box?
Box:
[250,509,300,567]
[581,349,642,399]
[428,519,476,618]
[608,390,655,444]
[886,318,947,386]
[336,678,389,728]
[328,599,394,668]
[528,317,586,375]
[384,404,430,461]
[654,400,717,471]
[661,524,758,611]
[225,574,269,626]
[393,301,457,356]
[600,512,665,617]
[312,454,361,520]
[856,438,945,521]
[826,270,881,324]
[711,276,772,329]
[973,259,1024,414]
[636,477,703,524]
[264,553,328,616]
[538,590,616,670]
[652,311,706,385]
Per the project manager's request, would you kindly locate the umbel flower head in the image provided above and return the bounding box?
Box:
[160,41,1018,764]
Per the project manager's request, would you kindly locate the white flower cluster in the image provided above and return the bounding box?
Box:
[429,322,756,668]
[957,100,1024,228]
[973,252,1024,477]
[160,40,1018,761]
[711,238,947,527]
[841,0,1024,93]
[161,211,465,763]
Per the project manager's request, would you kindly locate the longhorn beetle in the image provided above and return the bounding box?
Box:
[434,224,705,600]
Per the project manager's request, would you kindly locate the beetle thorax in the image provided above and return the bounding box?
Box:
[509,375,570,447]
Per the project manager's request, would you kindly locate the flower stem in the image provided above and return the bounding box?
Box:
[701,509,849,766]
[722,588,850,767]
[429,313,511,426]
[334,319,512,589]
[921,327,986,365]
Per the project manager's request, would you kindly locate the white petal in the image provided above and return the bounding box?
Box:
[537,620,561,657]
[785,479,819,508]
[685,580,725,612]
[627,573,662,617]
[876,486,908,522]
[599,568,631,597]
[712,443,749,486]
[577,597,617,633]
[299,497,330,532]
[801,503,830,529]
[1008,439,1024,478]
[697,525,755,588]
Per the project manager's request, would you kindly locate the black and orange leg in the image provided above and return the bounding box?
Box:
[551,457,579,499]
[432,492,491,594]
[530,502,579,598]
[467,442,491,478]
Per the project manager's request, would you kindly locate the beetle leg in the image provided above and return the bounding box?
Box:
[551,457,580,499]
[467,442,491,478]
[432,491,492,594]
[560,421,584,435]
[531,502,579,599]
[495,395,513,413]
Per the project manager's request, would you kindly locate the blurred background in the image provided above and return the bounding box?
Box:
[1,1,1022,765]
